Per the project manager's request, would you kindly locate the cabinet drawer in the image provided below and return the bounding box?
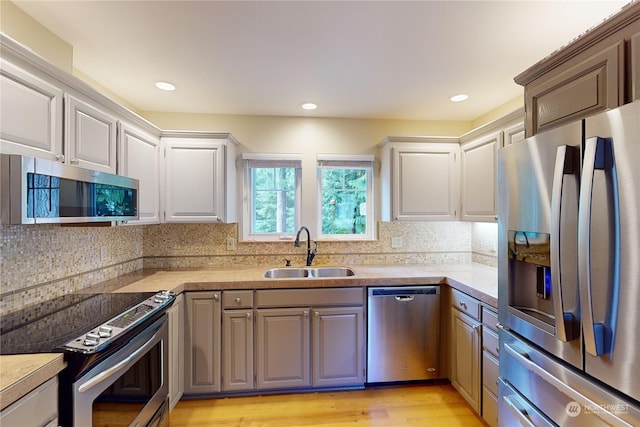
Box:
[255,287,363,308]
[482,327,500,359]
[223,290,254,309]
[451,289,480,320]
[482,386,499,427]
[482,351,499,397]
[482,306,498,331]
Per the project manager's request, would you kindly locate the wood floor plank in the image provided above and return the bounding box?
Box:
[170,383,486,427]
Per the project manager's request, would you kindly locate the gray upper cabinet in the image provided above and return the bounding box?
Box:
[632,31,640,101]
[118,121,161,224]
[460,132,501,222]
[0,58,63,160]
[380,138,460,221]
[161,133,237,224]
[64,93,117,173]
[515,2,640,136]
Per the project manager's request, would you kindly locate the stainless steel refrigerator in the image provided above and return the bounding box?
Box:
[497,100,640,426]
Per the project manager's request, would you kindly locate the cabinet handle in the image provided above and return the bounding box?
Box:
[246,312,252,319]
[69,158,79,164]
[235,297,242,304]
[303,310,309,317]
[55,154,65,162]
[213,294,220,301]
[496,347,500,354]
[314,311,320,317]
[460,301,467,310]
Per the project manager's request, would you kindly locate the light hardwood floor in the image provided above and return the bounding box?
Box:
[170,383,486,427]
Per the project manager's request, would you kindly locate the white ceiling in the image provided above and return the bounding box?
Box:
[13,0,629,121]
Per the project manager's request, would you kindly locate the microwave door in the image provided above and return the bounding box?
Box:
[581,101,640,403]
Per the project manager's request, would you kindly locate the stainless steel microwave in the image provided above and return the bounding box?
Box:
[1,154,138,224]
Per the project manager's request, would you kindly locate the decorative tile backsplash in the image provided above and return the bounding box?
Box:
[0,220,497,315]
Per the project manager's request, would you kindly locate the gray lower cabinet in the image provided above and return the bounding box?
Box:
[167,293,184,409]
[184,292,221,394]
[222,309,254,391]
[255,307,311,389]
[450,289,481,413]
[312,307,364,388]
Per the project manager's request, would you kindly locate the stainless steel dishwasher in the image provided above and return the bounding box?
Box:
[367,286,440,383]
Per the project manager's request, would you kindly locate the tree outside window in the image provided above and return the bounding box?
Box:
[251,167,297,234]
[320,168,367,235]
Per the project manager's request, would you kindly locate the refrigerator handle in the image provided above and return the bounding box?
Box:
[578,136,617,357]
[550,145,579,342]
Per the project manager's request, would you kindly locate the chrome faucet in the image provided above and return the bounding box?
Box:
[294,226,317,266]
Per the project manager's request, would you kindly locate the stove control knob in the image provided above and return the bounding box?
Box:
[154,292,171,303]
[98,326,113,338]
[84,333,100,347]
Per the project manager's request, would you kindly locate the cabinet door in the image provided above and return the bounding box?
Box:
[450,308,481,412]
[118,122,161,224]
[222,309,254,391]
[632,31,640,101]
[524,40,624,136]
[392,145,459,220]
[312,306,364,388]
[461,132,500,222]
[64,94,118,173]
[162,138,226,223]
[167,294,184,410]
[255,308,310,389]
[184,292,221,394]
[503,121,525,146]
[0,59,63,160]
[0,377,58,427]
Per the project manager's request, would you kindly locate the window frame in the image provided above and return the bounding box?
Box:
[241,153,302,241]
[316,154,374,241]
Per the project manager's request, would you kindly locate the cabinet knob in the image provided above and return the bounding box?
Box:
[235,297,242,304]
[460,301,467,310]
[55,154,65,162]
[214,294,220,301]
[69,158,79,164]
[246,312,252,319]
[314,311,320,317]
[303,310,309,317]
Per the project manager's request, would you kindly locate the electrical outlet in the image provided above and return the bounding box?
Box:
[391,236,403,249]
[226,237,236,251]
[100,247,109,262]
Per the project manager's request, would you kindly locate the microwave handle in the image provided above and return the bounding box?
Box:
[578,136,618,357]
[550,145,578,342]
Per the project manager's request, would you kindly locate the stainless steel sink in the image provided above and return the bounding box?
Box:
[308,267,355,278]
[263,266,355,279]
[264,268,309,279]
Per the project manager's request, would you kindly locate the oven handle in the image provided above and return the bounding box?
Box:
[502,395,536,427]
[77,330,159,394]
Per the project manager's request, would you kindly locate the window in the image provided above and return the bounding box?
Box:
[242,154,301,241]
[317,154,374,240]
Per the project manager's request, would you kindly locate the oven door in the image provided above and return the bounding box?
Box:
[72,315,168,427]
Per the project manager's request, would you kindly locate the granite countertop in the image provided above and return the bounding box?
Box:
[0,354,65,411]
[114,263,498,306]
[0,262,497,410]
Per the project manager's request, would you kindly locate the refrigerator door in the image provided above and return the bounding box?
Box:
[500,327,640,426]
[497,120,582,369]
[582,100,640,402]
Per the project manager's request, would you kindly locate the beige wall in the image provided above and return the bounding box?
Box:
[0,1,73,72]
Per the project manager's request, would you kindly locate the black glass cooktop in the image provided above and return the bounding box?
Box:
[0,292,155,355]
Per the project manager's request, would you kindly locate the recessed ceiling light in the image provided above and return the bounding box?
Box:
[155,81,176,91]
[450,94,468,102]
[301,102,318,110]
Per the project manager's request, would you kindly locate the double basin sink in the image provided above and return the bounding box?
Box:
[264,266,355,279]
